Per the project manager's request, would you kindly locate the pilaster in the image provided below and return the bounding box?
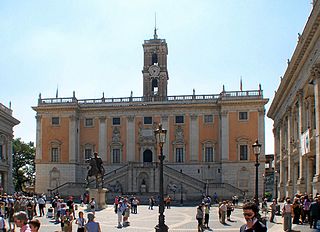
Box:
[35,115,42,161]
[99,116,107,161]
[278,121,286,200]
[7,139,14,194]
[311,64,320,187]
[161,115,169,161]
[189,114,199,161]
[126,115,135,161]
[220,110,229,161]
[68,115,77,163]
[286,108,293,197]
[297,90,305,191]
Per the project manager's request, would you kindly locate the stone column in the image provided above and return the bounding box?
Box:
[126,116,135,161]
[220,110,229,161]
[98,116,107,161]
[278,121,285,200]
[161,115,169,161]
[297,90,306,192]
[190,114,199,161]
[286,108,293,197]
[7,139,14,194]
[311,64,320,193]
[35,115,42,160]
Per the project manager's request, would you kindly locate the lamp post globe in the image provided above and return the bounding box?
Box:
[252,139,262,206]
[154,124,168,232]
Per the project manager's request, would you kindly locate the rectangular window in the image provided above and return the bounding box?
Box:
[205,147,213,162]
[0,145,3,160]
[175,116,184,124]
[85,118,93,127]
[239,112,248,120]
[240,145,248,160]
[51,148,59,162]
[52,117,60,125]
[84,148,92,160]
[144,117,152,125]
[176,148,184,163]
[113,117,120,125]
[112,149,120,163]
[204,115,213,123]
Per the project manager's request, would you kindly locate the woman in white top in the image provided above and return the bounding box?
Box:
[282,197,293,232]
[75,211,86,232]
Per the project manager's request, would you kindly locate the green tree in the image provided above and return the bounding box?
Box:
[12,138,35,192]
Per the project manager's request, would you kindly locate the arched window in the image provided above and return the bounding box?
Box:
[152,79,158,95]
[152,52,158,65]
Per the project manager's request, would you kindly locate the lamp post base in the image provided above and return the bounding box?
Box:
[155,224,168,232]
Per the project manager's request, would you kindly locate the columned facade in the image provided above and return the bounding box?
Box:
[268,1,320,198]
[0,103,20,194]
[33,32,268,200]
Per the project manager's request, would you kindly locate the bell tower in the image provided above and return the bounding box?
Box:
[142,28,169,101]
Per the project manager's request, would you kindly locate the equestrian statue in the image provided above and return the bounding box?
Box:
[86,152,105,188]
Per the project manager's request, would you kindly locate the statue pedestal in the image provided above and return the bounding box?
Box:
[87,188,108,210]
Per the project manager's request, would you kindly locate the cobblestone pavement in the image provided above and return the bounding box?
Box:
[25,204,319,232]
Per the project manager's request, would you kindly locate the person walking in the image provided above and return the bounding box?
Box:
[89,198,96,215]
[309,196,320,229]
[204,203,210,229]
[84,213,101,232]
[196,203,204,232]
[240,202,267,232]
[219,201,227,224]
[282,197,293,232]
[269,199,278,223]
[37,195,46,217]
[226,200,234,221]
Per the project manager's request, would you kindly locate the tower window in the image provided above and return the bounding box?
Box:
[152,52,158,65]
[152,79,158,95]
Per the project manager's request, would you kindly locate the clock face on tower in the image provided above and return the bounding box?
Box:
[148,65,160,76]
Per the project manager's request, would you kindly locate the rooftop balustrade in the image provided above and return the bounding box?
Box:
[38,90,264,106]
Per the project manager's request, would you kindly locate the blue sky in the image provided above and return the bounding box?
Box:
[0,1,312,154]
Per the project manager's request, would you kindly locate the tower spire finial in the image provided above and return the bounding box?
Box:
[154,12,158,39]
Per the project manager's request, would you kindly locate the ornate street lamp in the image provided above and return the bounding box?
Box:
[252,139,262,206]
[154,124,168,232]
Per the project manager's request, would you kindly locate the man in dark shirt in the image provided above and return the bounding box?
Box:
[310,197,320,229]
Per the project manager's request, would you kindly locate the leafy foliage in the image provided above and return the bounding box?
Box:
[12,138,35,192]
